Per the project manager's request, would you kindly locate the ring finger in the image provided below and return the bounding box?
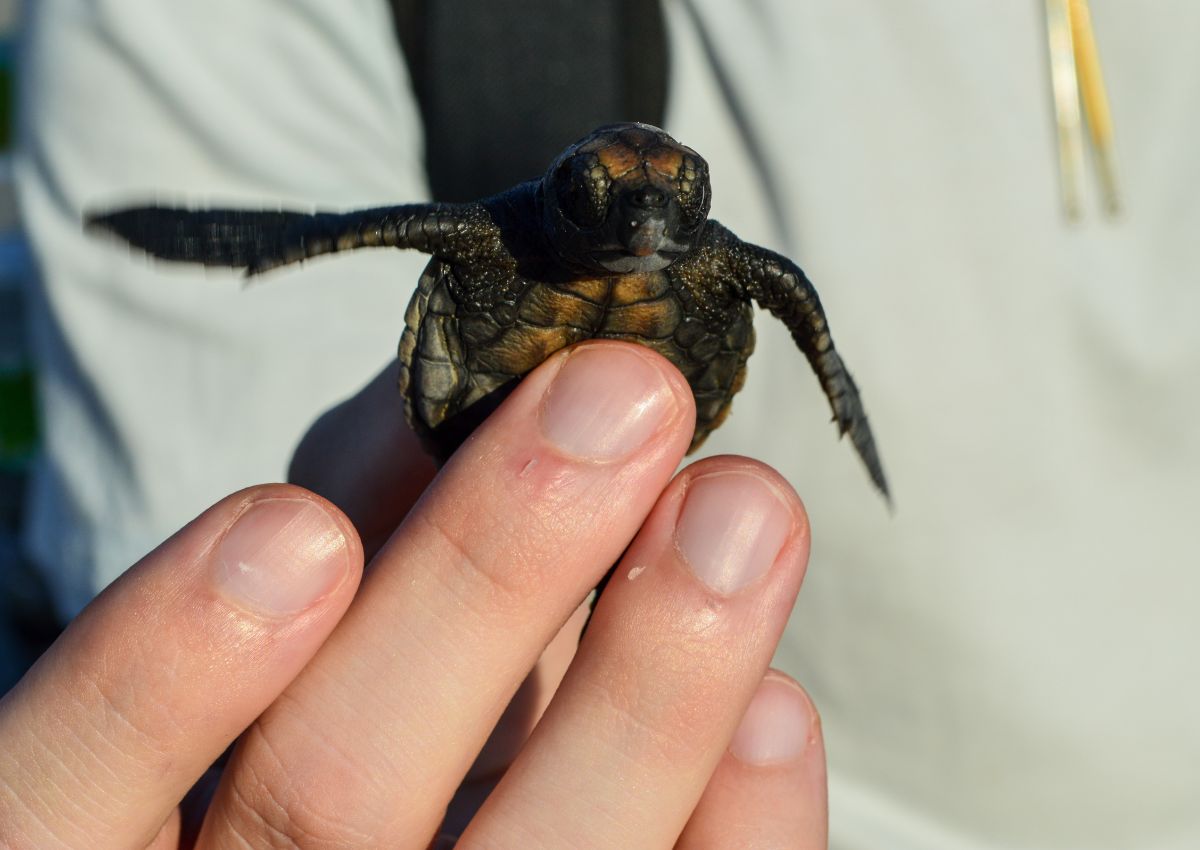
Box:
[459,455,811,848]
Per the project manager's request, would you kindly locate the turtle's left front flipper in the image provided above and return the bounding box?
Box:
[87,202,496,276]
[718,226,890,501]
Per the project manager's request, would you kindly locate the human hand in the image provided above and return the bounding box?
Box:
[0,341,827,848]
[287,357,436,559]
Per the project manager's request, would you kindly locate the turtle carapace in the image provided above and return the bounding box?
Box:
[89,123,888,498]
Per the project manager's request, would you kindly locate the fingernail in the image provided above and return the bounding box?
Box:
[540,345,676,461]
[217,498,350,616]
[730,676,816,765]
[675,470,792,595]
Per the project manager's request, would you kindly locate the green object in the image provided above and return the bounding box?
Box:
[0,36,12,150]
[0,69,11,150]
[0,367,35,467]
[0,233,36,470]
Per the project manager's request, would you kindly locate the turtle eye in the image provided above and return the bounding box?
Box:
[676,156,712,230]
[555,155,611,229]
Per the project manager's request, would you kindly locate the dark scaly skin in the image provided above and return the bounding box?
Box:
[88,123,888,499]
[396,188,755,460]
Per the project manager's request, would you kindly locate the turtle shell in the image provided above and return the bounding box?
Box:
[397,253,755,461]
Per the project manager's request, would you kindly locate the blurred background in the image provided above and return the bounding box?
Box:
[2,3,1197,848]
[0,0,40,690]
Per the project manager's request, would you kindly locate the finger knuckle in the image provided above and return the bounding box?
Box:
[582,671,705,766]
[217,725,381,849]
[417,508,549,615]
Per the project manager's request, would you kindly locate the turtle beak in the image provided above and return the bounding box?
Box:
[617,185,673,257]
[621,217,667,257]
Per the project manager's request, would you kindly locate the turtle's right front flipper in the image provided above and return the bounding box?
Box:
[87,202,497,276]
[704,222,890,502]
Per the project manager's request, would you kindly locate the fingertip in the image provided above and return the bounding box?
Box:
[560,339,697,417]
[669,456,811,594]
[536,341,695,463]
[677,669,827,849]
[214,488,360,619]
[729,670,822,768]
[679,456,809,530]
[0,485,366,848]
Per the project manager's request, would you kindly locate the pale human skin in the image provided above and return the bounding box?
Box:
[0,342,827,849]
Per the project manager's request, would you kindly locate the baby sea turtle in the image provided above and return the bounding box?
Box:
[89,123,888,498]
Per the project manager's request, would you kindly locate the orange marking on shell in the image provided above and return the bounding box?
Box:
[596,143,642,178]
[608,272,670,305]
[559,277,613,303]
[601,300,684,338]
[646,146,684,178]
[518,283,604,327]
[480,325,585,374]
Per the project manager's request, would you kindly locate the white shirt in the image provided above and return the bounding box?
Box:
[18,2,1200,847]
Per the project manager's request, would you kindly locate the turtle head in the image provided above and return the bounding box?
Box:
[542,123,711,274]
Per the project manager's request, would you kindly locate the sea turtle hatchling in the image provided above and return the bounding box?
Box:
[89,123,888,498]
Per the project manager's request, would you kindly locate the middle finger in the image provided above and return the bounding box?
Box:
[199,341,695,848]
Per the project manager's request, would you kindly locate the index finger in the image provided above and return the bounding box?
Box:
[0,486,363,849]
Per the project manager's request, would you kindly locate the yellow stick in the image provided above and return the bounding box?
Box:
[1070,0,1121,214]
[1045,0,1084,220]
